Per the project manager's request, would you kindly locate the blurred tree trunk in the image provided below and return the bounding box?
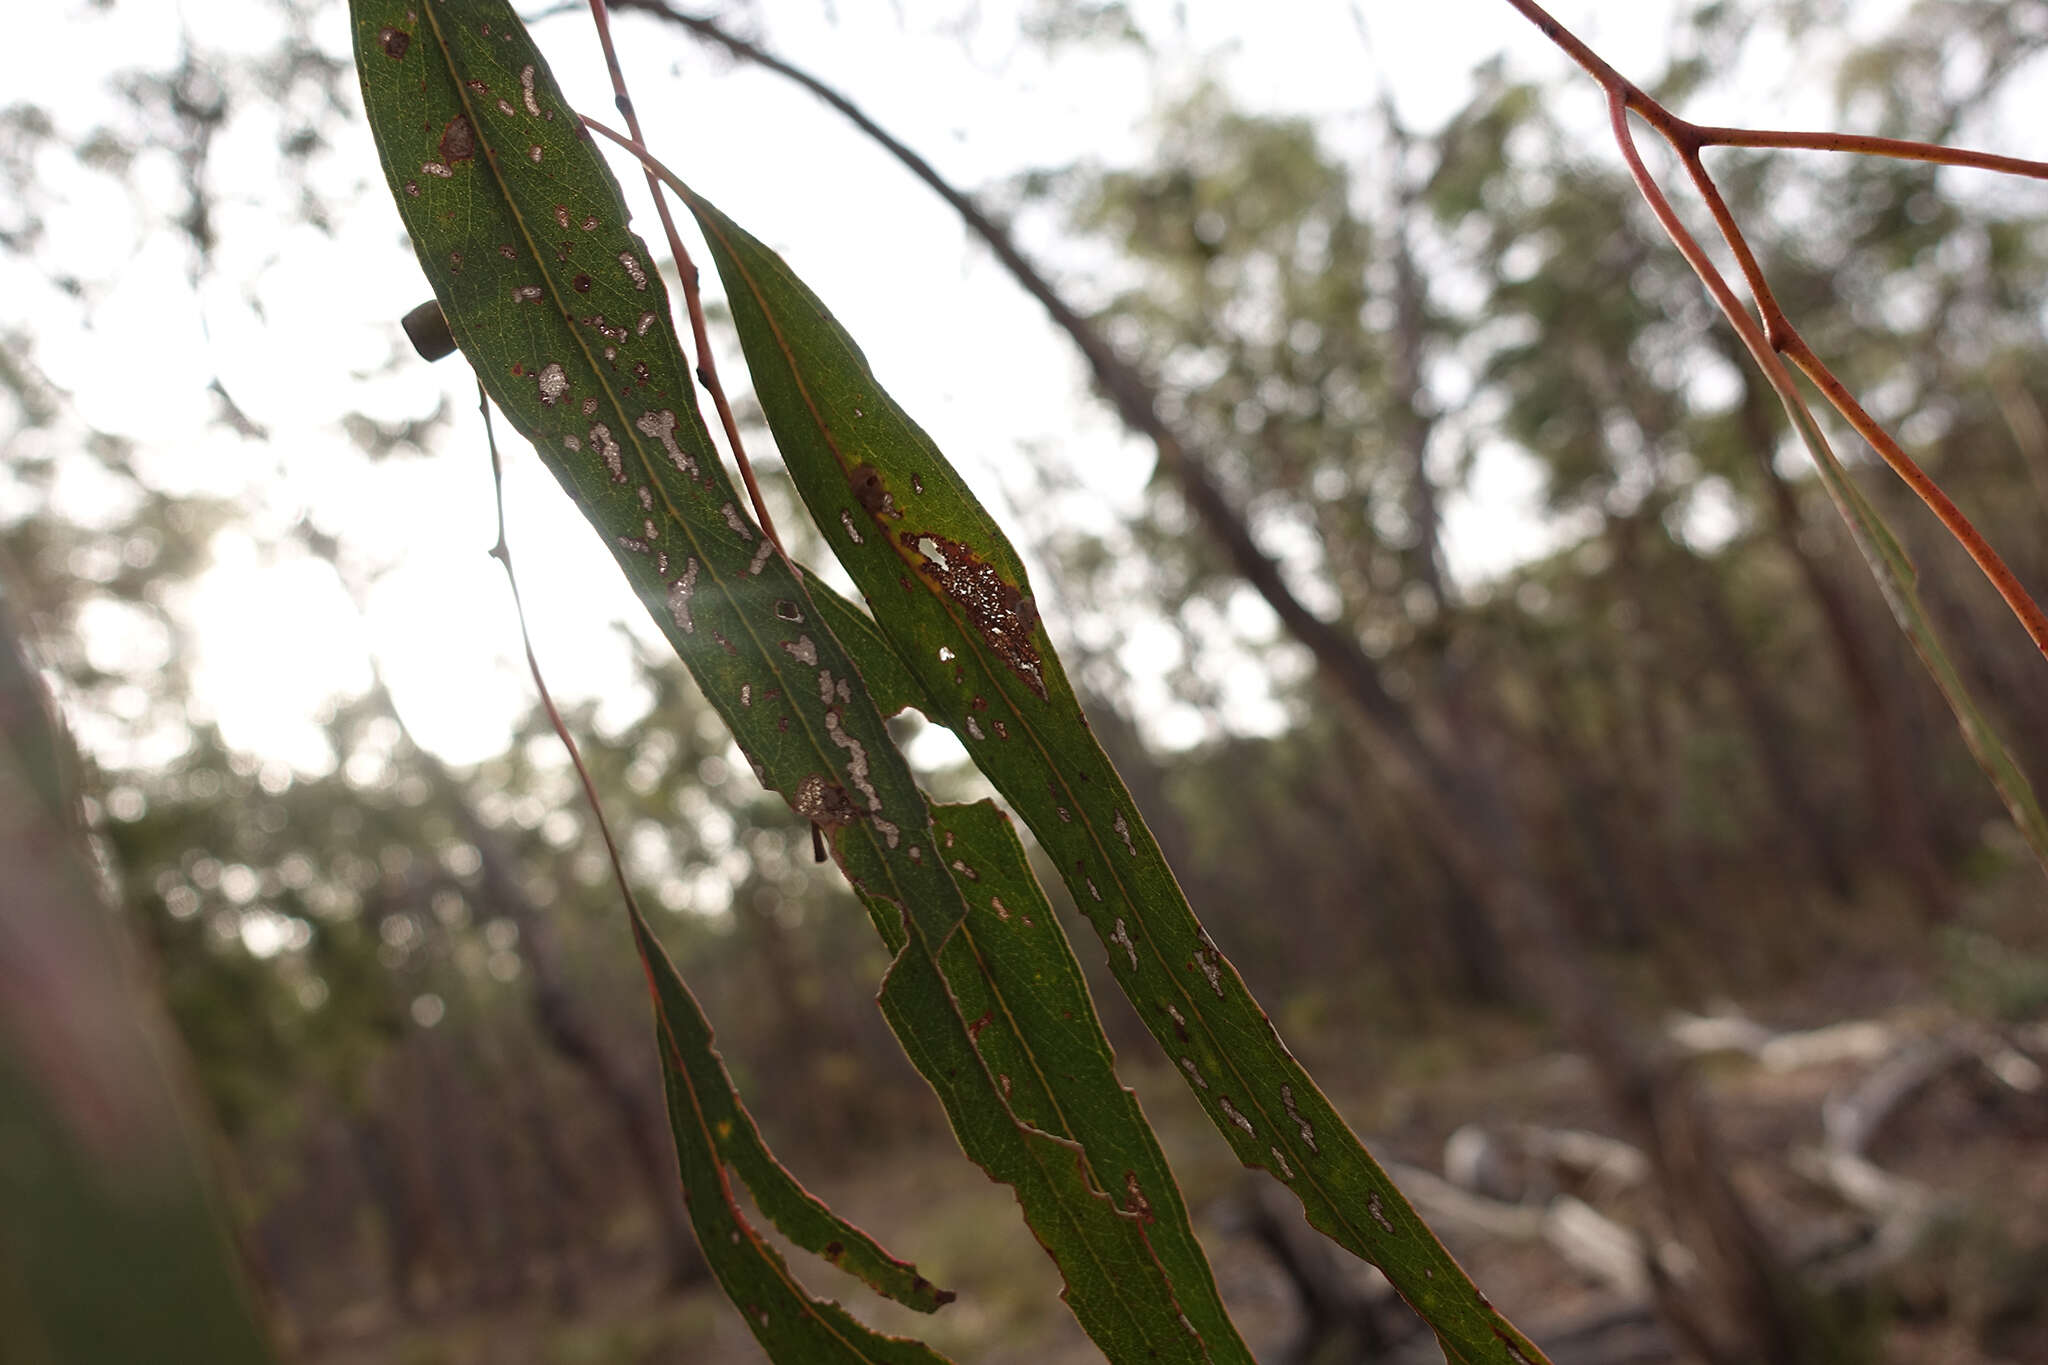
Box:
[443,782,704,1289]
[1660,523,1857,901]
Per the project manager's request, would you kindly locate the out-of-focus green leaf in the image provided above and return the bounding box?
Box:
[0,591,279,1365]
[351,4,1230,1360]
[1780,386,2048,870]
[685,185,1552,1364]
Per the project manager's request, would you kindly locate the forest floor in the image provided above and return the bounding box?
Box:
[297,950,2048,1365]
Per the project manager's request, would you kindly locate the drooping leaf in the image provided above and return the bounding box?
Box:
[632,906,956,1316]
[630,912,958,1360]
[683,184,1553,1364]
[1779,394,2048,870]
[351,4,1232,1360]
[925,800,1250,1357]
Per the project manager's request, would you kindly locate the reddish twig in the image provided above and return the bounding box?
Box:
[1687,125,2048,181]
[583,0,787,560]
[476,382,646,917]
[1505,0,2048,662]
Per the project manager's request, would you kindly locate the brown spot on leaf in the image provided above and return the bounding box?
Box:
[792,774,862,833]
[379,27,410,58]
[900,530,1047,698]
[572,273,591,292]
[848,464,895,518]
[438,115,477,164]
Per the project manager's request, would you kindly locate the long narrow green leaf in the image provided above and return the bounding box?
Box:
[685,186,1552,1364]
[629,910,957,1361]
[351,5,1224,1360]
[1780,396,2048,869]
[633,903,955,1315]
[927,800,1251,1358]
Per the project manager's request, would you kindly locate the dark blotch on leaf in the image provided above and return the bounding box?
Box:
[573,273,592,292]
[379,27,410,59]
[439,114,477,164]
[849,464,895,518]
[901,530,1048,699]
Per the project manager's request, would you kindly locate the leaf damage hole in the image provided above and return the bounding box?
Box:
[520,64,541,117]
[1368,1193,1393,1235]
[900,530,1046,698]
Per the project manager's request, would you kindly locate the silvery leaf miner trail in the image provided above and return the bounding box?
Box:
[685,188,1552,1364]
[350,2,1216,1360]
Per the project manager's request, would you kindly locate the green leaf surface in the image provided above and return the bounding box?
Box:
[351,4,1231,1360]
[684,184,1553,1364]
[926,800,1252,1362]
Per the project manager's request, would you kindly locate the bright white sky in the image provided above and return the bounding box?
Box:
[6,0,1937,772]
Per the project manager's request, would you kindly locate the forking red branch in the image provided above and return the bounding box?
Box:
[1504,0,2048,662]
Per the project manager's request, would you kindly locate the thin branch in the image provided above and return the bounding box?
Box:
[1688,124,2048,180]
[477,382,645,919]
[1504,0,2048,662]
[583,0,786,558]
